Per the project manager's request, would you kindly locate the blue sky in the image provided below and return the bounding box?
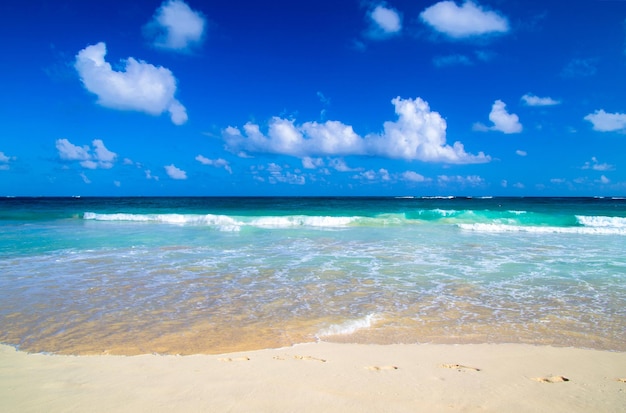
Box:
[1,0,626,196]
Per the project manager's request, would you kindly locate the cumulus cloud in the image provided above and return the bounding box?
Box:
[56,138,117,169]
[302,157,324,169]
[145,169,159,181]
[582,157,614,171]
[473,100,522,134]
[196,154,232,173]
[261,163,306,185]
[420,0,509,39]
[164,164,187,180]
[516,149,527,156]
[367,4,402,39]
[584,110,626,132]
[0,151,14,170]
[75,42,187,125]
[145,0,206,51]
[521,93,560,106]
[355,168,391,182]
[437,174,484,186]
[329,158,359,172]
[402,171,429,182]
[224,97,490,165]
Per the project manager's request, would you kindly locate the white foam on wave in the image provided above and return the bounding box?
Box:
[249,215,357,228]
[431,209,458,217]
[82,212,360,231]
[316,313,378,338]
[508,210,527,215]
[458,222,626,235]
[83,212,242,231]
[576,215,626,228]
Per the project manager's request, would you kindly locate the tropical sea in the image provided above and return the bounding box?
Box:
[1,196,625,355]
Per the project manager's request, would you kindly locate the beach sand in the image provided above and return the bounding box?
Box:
[1,342,625,412]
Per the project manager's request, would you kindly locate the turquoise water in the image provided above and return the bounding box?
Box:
[1,197,625,354]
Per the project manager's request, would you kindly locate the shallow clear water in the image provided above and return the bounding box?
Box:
[1,197,625,354]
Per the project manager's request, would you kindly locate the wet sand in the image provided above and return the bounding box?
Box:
[1,342,625,412]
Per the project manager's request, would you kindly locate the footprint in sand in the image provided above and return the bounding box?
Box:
[218,356,250,362]
[365,365,399,371]
[440,363,481,372]
[532,375,569,383]
[273,355,327,362]
[293,355,327,362]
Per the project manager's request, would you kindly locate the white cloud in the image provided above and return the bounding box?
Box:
[0,151,13,170]
[516,150,527,156]
[584,110,626,132]
[224,97,490,164]
[91,139,117,169]
[366,97,490,163]
[195,155,232,173]
[145,0,206,51]
[582,157,614,171]
[56,138,117,169]
[302,157,324,169]
[263,163,306,185]
[402,171,429,182]
[355,168,390,182]
[317,91,331,120]
[329,158,359,172]
[521,93,560,106]
[56,138,90,161]
[75,42,187,125]
[80,172,91,184]
[145,169,159,181]
[420,1,509,39]
[599,175,610,184]
[367,4,402,38]
[437,174,484,186]
[474,100,522,134]
[164,164,187,180]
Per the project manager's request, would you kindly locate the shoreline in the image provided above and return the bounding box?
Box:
[2,342,625,412]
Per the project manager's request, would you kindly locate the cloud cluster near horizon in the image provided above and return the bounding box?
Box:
[75,42,188,125]
[223,97,490,165]
[196,155,232,174]
[56,138,117,169]
[144,0,206,52]
[420,0,509,39]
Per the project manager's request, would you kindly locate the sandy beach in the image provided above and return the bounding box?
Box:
[1,342,625,412]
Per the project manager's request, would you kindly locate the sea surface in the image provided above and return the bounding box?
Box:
[1,196,625,355]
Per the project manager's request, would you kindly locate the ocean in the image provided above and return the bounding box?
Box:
[1,196,625,355]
